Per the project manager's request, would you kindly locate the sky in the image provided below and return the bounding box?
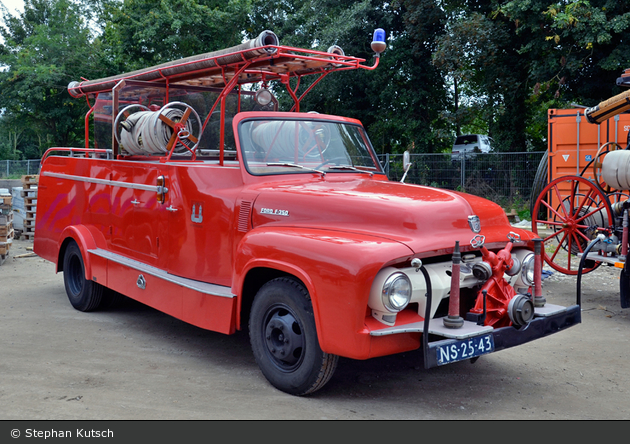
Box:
[1,0,24,15]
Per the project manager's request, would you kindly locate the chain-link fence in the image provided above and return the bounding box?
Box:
[0,160,41,179]
[1,153,548,207]
[378,152,547,208]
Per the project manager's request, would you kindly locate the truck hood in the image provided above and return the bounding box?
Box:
[249,176,527,255]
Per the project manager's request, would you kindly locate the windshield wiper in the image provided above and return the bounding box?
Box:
[327,165,374,176]
[267,162,326,176]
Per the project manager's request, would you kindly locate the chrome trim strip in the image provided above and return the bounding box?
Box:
[88,248,235,298]
[370,306,565,338]
[42,171,159,192]
[370,318,492,339]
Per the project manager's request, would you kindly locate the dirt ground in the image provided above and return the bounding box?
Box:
[1,236,629,421]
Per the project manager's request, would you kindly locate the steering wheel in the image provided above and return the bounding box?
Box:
[301,123,331,160]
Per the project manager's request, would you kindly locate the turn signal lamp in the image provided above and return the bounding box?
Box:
[371,28,387,55]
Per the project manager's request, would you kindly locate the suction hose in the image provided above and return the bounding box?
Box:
[576,234,605,306]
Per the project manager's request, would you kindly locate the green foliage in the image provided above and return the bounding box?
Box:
[1,0,630,163]
[102,0,252,69]
[497,0,630,104]
[248,0,450,154]
[0,0,115,156]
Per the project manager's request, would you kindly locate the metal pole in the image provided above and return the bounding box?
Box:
[461,155,465,191]
[576,112,581,175]
[615,114,619,144]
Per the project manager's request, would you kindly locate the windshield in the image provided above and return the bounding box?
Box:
[238,118,383,176]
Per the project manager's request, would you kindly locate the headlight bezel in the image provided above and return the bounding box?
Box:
[521,252,535,287]
[381,272,412,312]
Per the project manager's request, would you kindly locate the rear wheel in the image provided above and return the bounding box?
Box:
[249,277,338,395]
[63,240,103,312]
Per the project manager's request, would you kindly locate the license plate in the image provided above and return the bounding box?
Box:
[435,334,495,366]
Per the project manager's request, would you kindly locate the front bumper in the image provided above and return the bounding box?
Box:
[370,303,581,369]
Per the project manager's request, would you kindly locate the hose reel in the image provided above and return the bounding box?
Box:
[115,102,202,156]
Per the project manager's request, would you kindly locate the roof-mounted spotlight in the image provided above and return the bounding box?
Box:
[371,28,387,56]
[255,88,274,107]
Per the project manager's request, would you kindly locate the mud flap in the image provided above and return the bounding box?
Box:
[620,262,630,309]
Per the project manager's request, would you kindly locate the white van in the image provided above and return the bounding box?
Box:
[452,134,493,158]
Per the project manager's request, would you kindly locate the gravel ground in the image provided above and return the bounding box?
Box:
[1,236,629,421]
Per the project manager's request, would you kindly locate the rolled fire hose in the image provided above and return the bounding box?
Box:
[251,120,330,159]
[119,107,193,155]
[601,149,630,190]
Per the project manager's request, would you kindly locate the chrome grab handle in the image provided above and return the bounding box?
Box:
[166,205,178,212]
[131,199,140,205]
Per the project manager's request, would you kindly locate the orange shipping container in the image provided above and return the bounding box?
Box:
[548,108,630,183]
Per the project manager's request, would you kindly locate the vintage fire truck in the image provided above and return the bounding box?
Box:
[33,29,580,395]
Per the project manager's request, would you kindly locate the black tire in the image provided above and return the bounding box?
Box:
[249,277,338,395]
[99,288,126,310]
[62,240,103,312]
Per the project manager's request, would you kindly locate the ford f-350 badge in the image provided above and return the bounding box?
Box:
[260,208,290,217]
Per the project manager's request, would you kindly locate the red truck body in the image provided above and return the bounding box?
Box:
[33,30,580,395]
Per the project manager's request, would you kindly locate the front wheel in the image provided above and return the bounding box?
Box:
[249,277,338,395]
[63,240,103,312]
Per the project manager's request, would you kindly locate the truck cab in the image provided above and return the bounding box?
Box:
[33,29,580,395]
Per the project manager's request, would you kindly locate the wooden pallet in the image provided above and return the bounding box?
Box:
[0,212,13,225]
[21,174,39,185]
[20,189,37,198]
[0,228,14,243]
[19,176,38,240]
[0,222,13,236]
[0,240,11,256]
[21,232,35,240]
[0,195,12,205]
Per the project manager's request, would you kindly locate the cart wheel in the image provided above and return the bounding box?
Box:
[532,175,613,275]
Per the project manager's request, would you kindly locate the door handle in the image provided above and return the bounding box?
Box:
[166,205,178,212]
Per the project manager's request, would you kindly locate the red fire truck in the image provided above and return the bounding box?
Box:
[33,29,580,395]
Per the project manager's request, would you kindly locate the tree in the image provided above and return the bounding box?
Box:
[249,0,450,154]
[101,0,253,70]
[0,0,113,155]
[497,1,630,113]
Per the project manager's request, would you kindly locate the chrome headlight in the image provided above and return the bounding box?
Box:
[521,253,535,287]
[506,256,522,276]
[382,272,412,312]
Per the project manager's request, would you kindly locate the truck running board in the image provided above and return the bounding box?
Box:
[89,248,235,298]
